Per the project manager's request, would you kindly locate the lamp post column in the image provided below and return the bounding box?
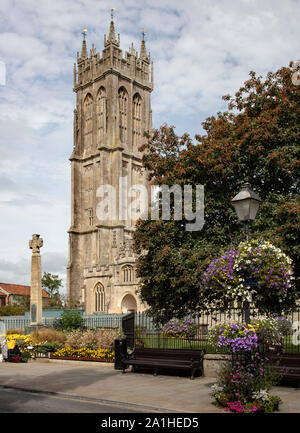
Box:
[231,183,262,325]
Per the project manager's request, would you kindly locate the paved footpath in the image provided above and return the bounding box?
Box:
[0,359,299,413]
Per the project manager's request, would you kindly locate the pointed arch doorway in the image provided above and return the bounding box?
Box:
[121,293,137,313]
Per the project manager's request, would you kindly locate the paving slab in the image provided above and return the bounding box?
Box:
[0,360,299,413]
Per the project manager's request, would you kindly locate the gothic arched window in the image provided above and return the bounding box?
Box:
[97,87,106,146]
[132,93,142,148]
[118,87,128,143]
[121,265,134,283]
[94,283,105,312]
[83,93,93,149]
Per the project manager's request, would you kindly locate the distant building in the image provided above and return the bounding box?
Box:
[0,282,50,307]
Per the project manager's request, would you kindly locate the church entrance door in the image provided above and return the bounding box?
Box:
[121,294,137,313]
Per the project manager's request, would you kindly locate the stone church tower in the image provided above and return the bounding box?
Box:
[67,17,153,314]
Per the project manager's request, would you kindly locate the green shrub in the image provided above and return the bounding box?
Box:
[263,395,281,413]
[31,328,66,344]
[0,305,26,316]
[65,328,123,350]
[35,342,64,353]
[53,311,84,331]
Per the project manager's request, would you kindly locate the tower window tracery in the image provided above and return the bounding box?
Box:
[121,265,134,283]
[94,283,105,312]
[83,94,93,149]
[97,87,106,145]
[132,93,142,148]
[118,87,128,143]
[86,208,94,226]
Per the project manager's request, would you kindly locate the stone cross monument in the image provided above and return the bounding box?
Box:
[29,234,43,326]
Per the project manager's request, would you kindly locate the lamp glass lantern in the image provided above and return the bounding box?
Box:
[231,182,262,225]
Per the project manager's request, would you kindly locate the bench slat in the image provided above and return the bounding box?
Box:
[122,347,205,379]
[271,354,300,387]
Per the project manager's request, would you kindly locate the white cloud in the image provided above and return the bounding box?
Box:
[0,252,67,289]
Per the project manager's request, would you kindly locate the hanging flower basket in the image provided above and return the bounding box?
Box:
[202,239,296,314]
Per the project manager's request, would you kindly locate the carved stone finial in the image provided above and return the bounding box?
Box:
[139,29,146,59]
[81,39,87,59]
[104,8,120,47]
[29,234,43,254]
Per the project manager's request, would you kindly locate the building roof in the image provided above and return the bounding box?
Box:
[0,283,50,298]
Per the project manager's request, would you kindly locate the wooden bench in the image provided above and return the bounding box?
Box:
[121,347,206,380]
[274,354,300,387]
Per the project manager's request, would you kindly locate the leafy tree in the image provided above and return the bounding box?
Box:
[42,272,63,309]
[14,295,30,311]
[134,63,300,323]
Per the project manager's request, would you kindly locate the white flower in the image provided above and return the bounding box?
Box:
[252,389,269,402]
[211,384,223,396]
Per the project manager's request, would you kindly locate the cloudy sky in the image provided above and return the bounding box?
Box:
[0,0,299,291]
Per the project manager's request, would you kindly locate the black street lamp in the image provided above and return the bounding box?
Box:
[231,182,262,323]
[231,182,262,241]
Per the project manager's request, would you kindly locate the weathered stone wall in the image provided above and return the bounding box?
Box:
[203,354,231,378]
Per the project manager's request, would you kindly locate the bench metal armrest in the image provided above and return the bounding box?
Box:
[127,347,136,360]
[191,349,206,363]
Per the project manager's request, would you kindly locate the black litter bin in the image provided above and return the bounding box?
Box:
[114,338,127,370]
[7,344,22,362]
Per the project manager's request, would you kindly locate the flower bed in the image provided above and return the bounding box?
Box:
[64,328,120,350]
[212,386,282,413]
[213,323,259,352]
[50,355,114,363]
[209,317,285,413]
[3,329,119,363]
[51,346,114,362]
[6,333,33,345]
[162,319,197,339]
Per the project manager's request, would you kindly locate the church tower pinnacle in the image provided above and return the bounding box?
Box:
[80,29,88,58]
[67,11,153,314]
[140,28,147,59]
[104,7,120,46]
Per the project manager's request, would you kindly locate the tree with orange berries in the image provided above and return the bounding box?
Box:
[134,63,300,323]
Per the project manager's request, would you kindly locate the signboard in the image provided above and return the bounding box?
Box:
[244,277,258,287]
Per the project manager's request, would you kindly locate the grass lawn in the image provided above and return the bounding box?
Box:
[282,336,300,354]
[135,334,230,354]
